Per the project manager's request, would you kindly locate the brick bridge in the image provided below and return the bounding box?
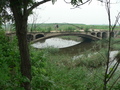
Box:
[6,30,120,43]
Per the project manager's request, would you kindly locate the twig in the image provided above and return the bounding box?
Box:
[109,75,120,90]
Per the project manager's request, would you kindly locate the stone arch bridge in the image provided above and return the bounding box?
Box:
[6,30,119,43]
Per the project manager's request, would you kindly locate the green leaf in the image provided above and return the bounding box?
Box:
[106,74,110,79]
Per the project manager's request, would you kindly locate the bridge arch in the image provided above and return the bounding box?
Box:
[97,32,101,37]
[35,34,44,39]
[91,32,96,36]
[102,32,107,38]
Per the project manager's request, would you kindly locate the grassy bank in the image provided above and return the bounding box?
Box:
[44,47,105,89]
[42,38,120,89]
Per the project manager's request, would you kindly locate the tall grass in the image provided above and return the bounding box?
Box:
[44,46,108,89]
[43,39,120,89]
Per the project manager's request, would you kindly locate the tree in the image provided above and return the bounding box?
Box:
[0,0,52,90]
[0,1,13,30]
[0,0,86,90]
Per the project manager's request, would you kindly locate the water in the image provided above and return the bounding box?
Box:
[32,37,98,55]
[32,37,120,70]
[109,51,120,71]
[32,37,80,48]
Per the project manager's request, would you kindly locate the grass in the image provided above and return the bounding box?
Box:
[44,46,107,89]
[46,54,105,89]
[111,38,120,50]
[27,23,120,32]
[41,38,120,89]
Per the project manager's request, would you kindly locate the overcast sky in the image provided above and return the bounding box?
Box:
[28,0,120,25]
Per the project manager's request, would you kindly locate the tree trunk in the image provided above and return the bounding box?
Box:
[16,17,31,90]
[9,0,51,89]
[9,1,31,89]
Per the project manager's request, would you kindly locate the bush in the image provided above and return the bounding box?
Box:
[72,49,107,69]
[0,30,54,89]
[31,48,55,89]
[0,30,23,89]
[44,46,59,54]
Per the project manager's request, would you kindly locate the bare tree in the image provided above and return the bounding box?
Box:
[103,0,120,89]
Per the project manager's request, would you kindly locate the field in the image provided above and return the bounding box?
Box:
[4,23,120,33]
[27,23,120,32]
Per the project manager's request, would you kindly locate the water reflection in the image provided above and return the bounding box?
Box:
[59,41,97,55]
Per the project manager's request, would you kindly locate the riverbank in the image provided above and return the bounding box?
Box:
[42,38,120,89]
[44,48,120,89]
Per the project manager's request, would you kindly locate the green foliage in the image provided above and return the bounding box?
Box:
[0,30,23,89]
[113,82,120,90]
[46,53,104,90]
[47,27,52,32]
[111,38,120,50]
[27,23,120,33]
[73,49,107,68]
[64,26,76,32]
[84,27,89,33]
[31,48,55,89]
[0,0,13,25]
[44,46,59,54]
[0,30,54,89]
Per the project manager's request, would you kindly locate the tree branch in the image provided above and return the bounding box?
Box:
[109,75,120,90]
[27,0,51,15]
[112,12,120,32]
[72,0,91,8]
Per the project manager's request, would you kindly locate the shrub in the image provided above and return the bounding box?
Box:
[31,48,55,89]
[0,30,23,89]
[44,46,59,54]
[72,49,107,68]
[0,30,54,89]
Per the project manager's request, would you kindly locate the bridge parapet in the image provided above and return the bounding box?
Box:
[6,30,120,42]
